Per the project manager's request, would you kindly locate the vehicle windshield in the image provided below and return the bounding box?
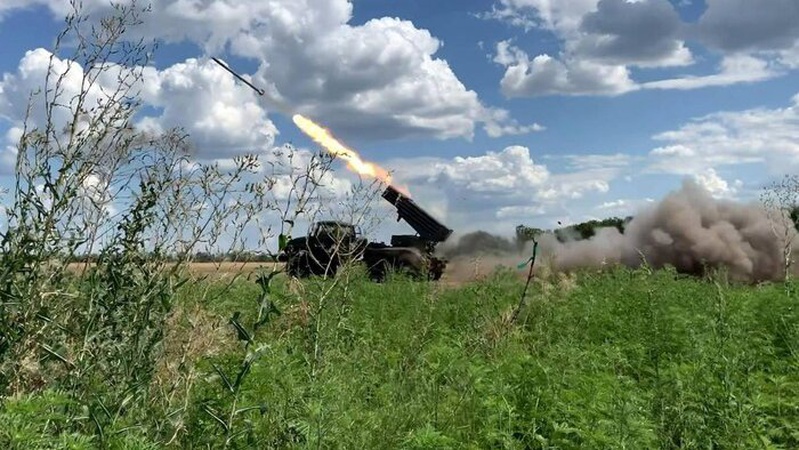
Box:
[313,222,357,238]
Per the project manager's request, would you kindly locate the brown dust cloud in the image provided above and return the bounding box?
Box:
[438,180,798,284]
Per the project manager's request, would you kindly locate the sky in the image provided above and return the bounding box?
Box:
[0,0,798,245]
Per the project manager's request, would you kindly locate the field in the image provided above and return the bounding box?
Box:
[66,261,285,276]
[5,2,799,448]
[3,261,798,449]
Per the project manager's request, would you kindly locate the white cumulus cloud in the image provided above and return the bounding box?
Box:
[137,57,278,158]
[485,0,791,97]
[427,145,550,194]
[0,47,357,211]
[692,168,743,199]
[642,54,780,90]
[647,92,799,175]
[1,0,540,142]
[494,41,638,97]
[594,198,654,217]
[0,48,279,163]
[383,145,622,234]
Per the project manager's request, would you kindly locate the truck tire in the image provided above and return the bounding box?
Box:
[367,259,390,282]
[286,251,311,278]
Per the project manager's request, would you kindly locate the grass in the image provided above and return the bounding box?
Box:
[2,264,798,449]
[65,261,285,276]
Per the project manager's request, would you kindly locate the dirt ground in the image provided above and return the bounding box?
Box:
[64,257,528,286]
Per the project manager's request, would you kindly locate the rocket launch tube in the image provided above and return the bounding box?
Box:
[382,185,453,243]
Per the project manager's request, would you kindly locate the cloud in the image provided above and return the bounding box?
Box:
[695,0,799,53]
[426,145,550,194]
[496,205,548,220]
[482,107,545,137]
[384,145,621,233]
[0,127,22,175]
[647,92,799,175]
[594,197,654,217]
[780,42,799,68]
[691,168,743,199]
[485,0,792,97]
[1,0,539,142]
[0,47,359,218]
[487,0,693,74]
[561,152,632,170]
[597,199,630,210]
[0,0,48,19]
[574,0,693,68]
[0,48,278,161]
[494,41,638,97]
[650,144,695,158]
[0,48,119,133]
[137,58,278,158]
[535,173,611,201]
[642,54,780,90]
[78,172,118,217]
[479,0,598,34]
[494,41,781,97]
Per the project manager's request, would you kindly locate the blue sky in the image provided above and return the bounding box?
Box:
[0,0,798,243]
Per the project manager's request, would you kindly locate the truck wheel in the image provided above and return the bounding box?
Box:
[367,260,389,282]
[286,252,310,278]
[427,258,445,281]
[397,261,423,280]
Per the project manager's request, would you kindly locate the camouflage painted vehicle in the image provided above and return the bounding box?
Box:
[279,220,367,278]
[277,186,453,281]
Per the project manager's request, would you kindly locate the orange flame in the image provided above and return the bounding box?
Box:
[292,114,394,186]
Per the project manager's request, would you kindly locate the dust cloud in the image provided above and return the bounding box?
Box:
[438,180,798,283]
[438,230,519,259]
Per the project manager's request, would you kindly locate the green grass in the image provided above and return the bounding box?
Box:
[2,265,798,449]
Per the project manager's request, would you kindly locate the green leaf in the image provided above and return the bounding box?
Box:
[234,359,253,390]
[213,363,235,393]
[90,410,105,442]
[201,404,229,433]
[278,233,288,251]
[234,404,268,416]
[40,343,74,369]
[229,312,252,343]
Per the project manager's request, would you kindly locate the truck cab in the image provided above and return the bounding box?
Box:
[308,221,361,242]
[278,220,368,277]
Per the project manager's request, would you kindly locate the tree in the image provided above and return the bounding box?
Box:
[760,174,799,281]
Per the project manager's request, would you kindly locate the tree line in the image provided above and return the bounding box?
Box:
[515,216,632,246]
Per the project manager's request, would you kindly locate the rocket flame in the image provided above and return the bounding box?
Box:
[292,114,394,186]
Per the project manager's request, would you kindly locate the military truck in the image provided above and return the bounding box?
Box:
[279,220,368,278]
[277,185,453,281]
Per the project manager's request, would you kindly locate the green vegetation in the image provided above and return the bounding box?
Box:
[2,2,798,449]
[515,217,631,250]
[2,265,798,449]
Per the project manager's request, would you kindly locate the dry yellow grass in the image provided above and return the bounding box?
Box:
[64,258,523,286]
[186,261,284,274]
[65,261,285,277]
